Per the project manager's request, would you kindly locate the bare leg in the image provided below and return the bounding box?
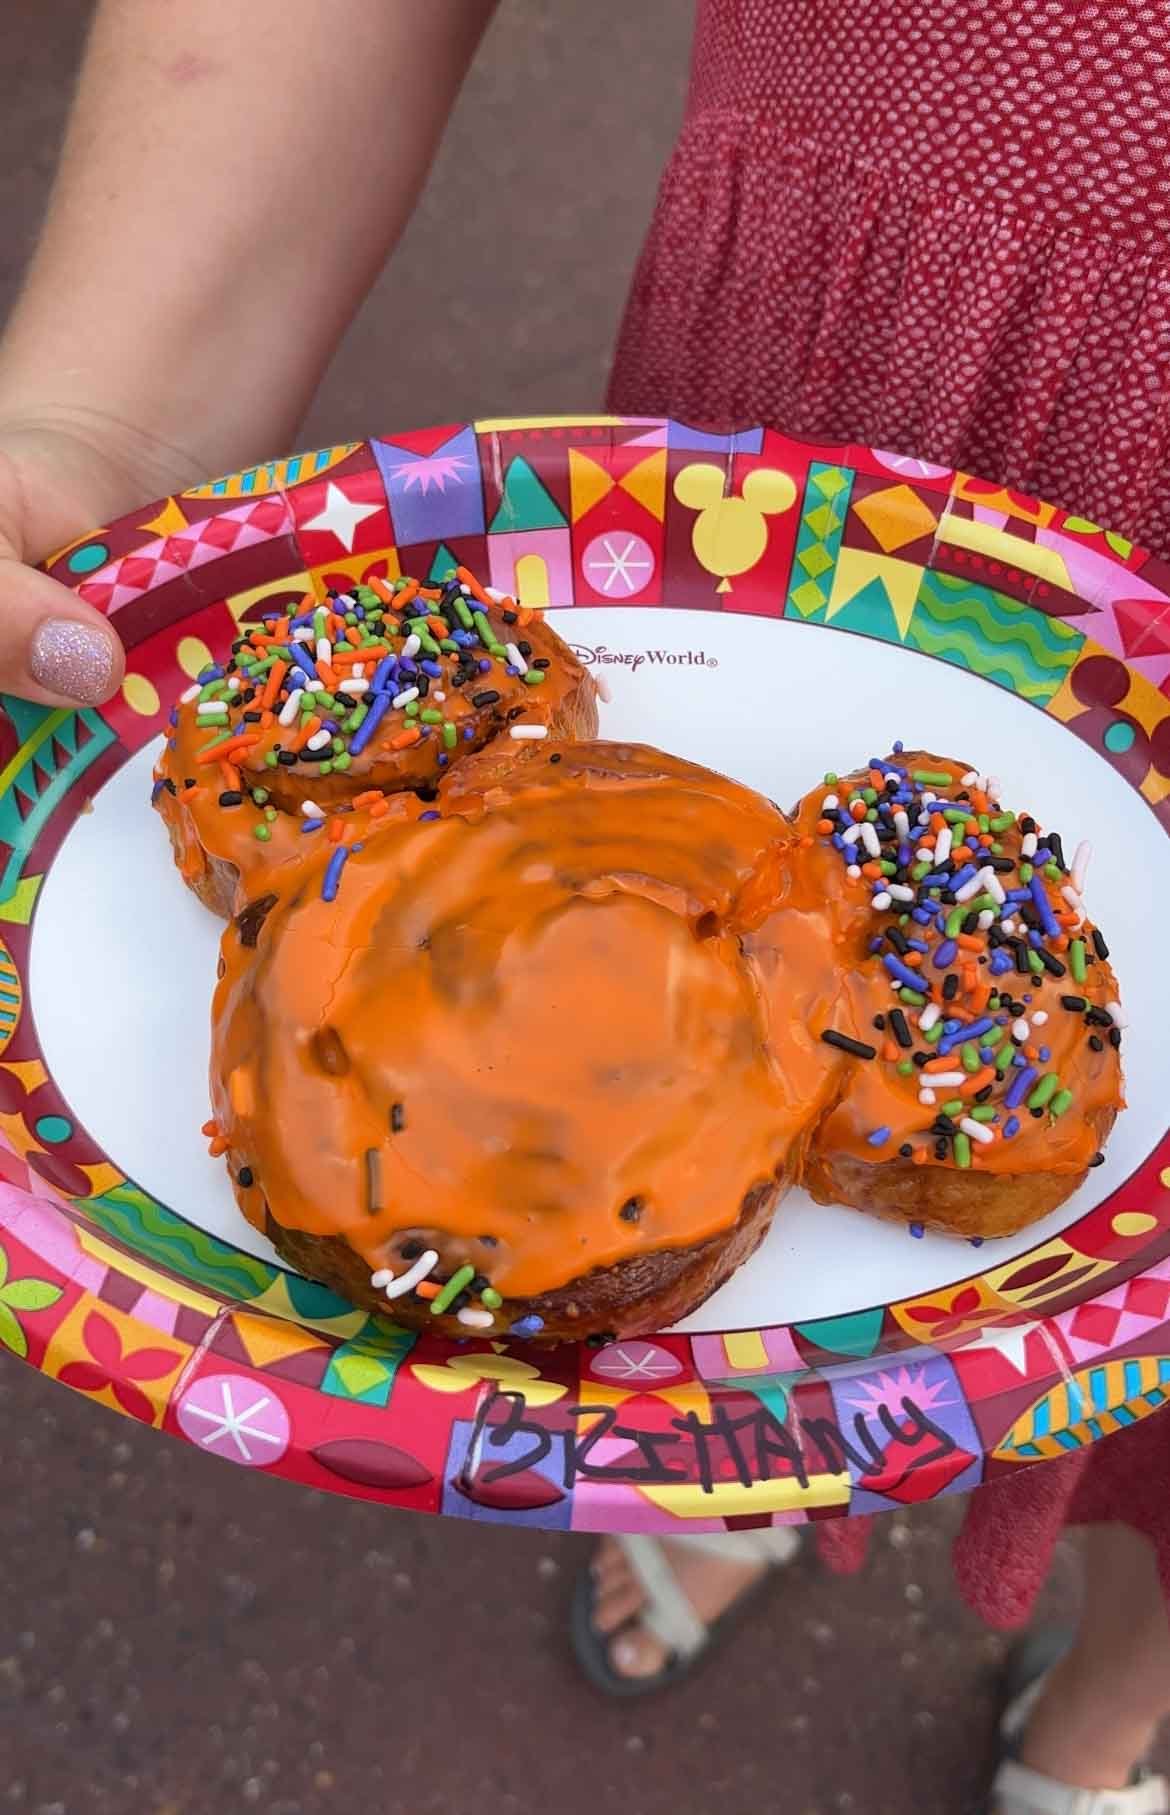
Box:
[1011,1524,1170,1794]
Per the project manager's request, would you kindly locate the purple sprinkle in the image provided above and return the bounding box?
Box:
[883,954,928,993]
[979,1046,996,1063]
[168,708,178,728]
[287,644,318,681]
[463,726,475,741]
[197,664,225,683]
[1039,1045,1051,1062]
[1005,1066,1036,1109]
[437,753,449,767]
[867,1125,892,1146]
[908,1223,925,1239]
[949,863,978,891]
[969,1235,985,1248]
[509,1315,544,1337]
[1029,873,1059,938]
[1003,1115,1021,1139]
[322,847,348,902]
[420,810,440,822]
[421,660,443,678]
[371,655,398,692]
[349,691,392,757]
[301,818,324,834]
[933,939,958,968]
[150,780,166,804]
[477,659,492,673]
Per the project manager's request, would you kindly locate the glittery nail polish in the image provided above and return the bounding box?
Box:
[29,618,120,705]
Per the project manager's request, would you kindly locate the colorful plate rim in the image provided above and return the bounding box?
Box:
[1,414,1168,1530]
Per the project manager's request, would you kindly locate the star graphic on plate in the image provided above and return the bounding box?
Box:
[178,1376,289,1463]
[958,1320,1041,1374]
[301,482,382,551]
[588,1340,682,1382]
[583,532,655,597]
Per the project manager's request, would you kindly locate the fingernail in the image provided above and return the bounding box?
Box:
[29,618,120,705]
[612,1637,641,1675]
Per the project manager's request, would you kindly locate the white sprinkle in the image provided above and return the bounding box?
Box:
[197,705,229,721]
[1012,1017,1030,1041]
[1021,832,1038,858]
[919,1003,941,1032]
[305,678,325,693]
[1001,917,1018,936]
[352,664,366,680]
[859,821,881,858]
[961,770,979,787]
[401,634,421,660]
[1106,1000,1127,1029]
[960,1117,994,1145]
[823,793,840,811]
[300,799,325,819]
[1032,1010,1048,1026]
[871,891,893,911]
[841,824,863,847]
[1061,884,1084,915]
[457,1308,495,1329]
[981,868,1006,904]
[392,687,419,709]
[370,1268,394,1289]
[987,776,1002,799]
[1072,840,1092,891]
[846,863,862,880]
[292,627,315,644]
[923,1071,966,1087]
[484,585,508,602]
[918,1088,937,1106]
[279,688,304,725]
[976,909,996,930]
[934,825,953,866]
[306,729,331,752]
[383,1249,440,1299]
[460,583,473,595]
[180,683,201,704]
[595,673,613,704]
[510,725,548,740]
[953,872,985,902]
[888,884,915,902]
[433,690,446,702]
[338,679,368,695]
[316,637,332,664]
[893,809,910,839]
[505,641,528,674]
[915,846,934,863]
[227,677,241,692]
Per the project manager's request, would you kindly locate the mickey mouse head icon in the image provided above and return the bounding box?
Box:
[672,462,797,591]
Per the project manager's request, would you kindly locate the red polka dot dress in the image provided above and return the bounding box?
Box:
[609,0,1170,1617]
[609,0,1170,558]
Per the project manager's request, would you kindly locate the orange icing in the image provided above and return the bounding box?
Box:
[211,743,845,1297]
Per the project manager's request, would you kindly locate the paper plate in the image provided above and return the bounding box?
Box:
[2,415,1169,1532]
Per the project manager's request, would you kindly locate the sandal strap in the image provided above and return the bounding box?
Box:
[611,1528,800,1662]
[992,1759,1169,1815]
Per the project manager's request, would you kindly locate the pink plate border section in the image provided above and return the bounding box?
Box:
[0,415,1167,1531]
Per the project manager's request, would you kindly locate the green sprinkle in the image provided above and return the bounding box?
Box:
[978,814,990,833]
[983,1024,1006,1049]
[264,806,276,822]
[941,1098,965,1116]
[896,1059,915,1076]
[250,653,277,676]
[924,1022,944,1045]
[476,619,497,650]
[480,1287,502,1310]
[823,771,838,785]
[430,1264,476,1316]
[913,769,953,785]
[1049,1088,1074,1117]
[455,599,475,630]
[421,709,443,724]
[861,787,877,804]
[990,841,1004,855]
[945,906,967,937]
[442,722,457,749]
[264,751,278,768]
[1028,950,1044,975]
[319,761,334,775]
[1044,861,1062,881]
[333,753,351,771]
[961,1043,981,1073]
[254,824,271,843]
[405,701,419,718]
[953,1132,972,1169]
[989,813,1014,832]
[196,728,236,757]
[1027,1073,1060,1110]
[911,861,931,882]
[943,807,970,825]
[1070,939,1086,983]
[331,735,345,753]
[879,860,897,876]
[1020,862,1034,883]
[251,788,270,806]
[995,1045,1015,1074]
[347,703,369,732]
[900,988,926,1007]
[524,670,546,686]
[969,1104,997,1123]
[198,679,227,703]
[440,638,459,653]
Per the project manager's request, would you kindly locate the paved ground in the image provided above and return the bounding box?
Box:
[2,5,1166,1813]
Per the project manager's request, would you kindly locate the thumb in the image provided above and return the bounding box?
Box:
[0,546,125,708]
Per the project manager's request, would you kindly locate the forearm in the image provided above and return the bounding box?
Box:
[0,0,497,486]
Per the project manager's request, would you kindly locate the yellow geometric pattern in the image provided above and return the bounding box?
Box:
[825,546,922,640]
[938,512,1073,593]
[569,448,667,523]
[851,481,939,555]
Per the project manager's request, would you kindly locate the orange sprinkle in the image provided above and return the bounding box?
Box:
[391,726,422,750]
[327,818,345,844]
[861,861,883,880]
[956,933,984,952]
[850,801,868,822]
[369,798,391,819]
[881,1040,900,1063]
[261,659,289,710]
[270,617,290,643]
[368,576,397,605]
[868,768,886,790]
[816,817,834,835]
[960,1066,995,1095]
[961,962,979,993]
[208,1135,231,1158]
[930,812,947,833]
[201,1120,219,1138]
[352,790,384,809]
[414,1280,441,1301]
[427,616,449,639]
[397,580,420,609]
[970,985,992,1013]
[419,585,443,602]
[924,1056,959,1073]
[912,1148,929,1166]
[290,715,322,753]
[219,761,241,791]
[195,734,259,765]
[971,789,989,814]
[456,564,491,606]
[903,951,923,969]
[331,645,389,665]
[317,662,338,689]
[344,627,362,647]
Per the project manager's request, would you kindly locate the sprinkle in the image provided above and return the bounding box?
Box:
[392,686,419,709]
[364,1147,382,1216]
[908,1223,925,1239]
[390,1102,406,1134]
[457,1308,495,1328]
[912,769,953,785]
[1005,1066,1037,1109]
[959,1117,994,1145]
[953,1132,972,1168]
[322,847,349,901]
[382,1249,440,1299]
[510,725,549,740]
[1106,999,1127,1029]
[820,1030,877,1059]
[867,1125,892,1146]
[509,1315,545,1338]
[1027,1073,1060,1111]
[919,1003,941,1032]
[480,1287,503,1310]
[430,1264,477,1316]
[1049,1088,1074,1117]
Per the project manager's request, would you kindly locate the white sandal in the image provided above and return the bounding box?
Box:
[570,1527,801,1698]
[991,1628,1168,1814]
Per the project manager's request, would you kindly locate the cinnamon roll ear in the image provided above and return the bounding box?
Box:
[792,750,1122,1239]
[152,567,597,919]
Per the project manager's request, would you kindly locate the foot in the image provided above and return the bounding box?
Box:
[589,1535,768,1681]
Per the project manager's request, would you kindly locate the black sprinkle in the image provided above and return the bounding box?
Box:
[619,1197,645,1223]
[1092,928,1110,960]
[1089,1035,1105,1052]
[518,640,533,658]
[820,1030,877,1060]
[400,1240,423,1261]
[1020,816,1036,834]
[912,1052,930,1068]
[1030,1106,1045,1118]
[449,1291,472,1314]
[502,610,518,625]
[961,911,980,935]
[889,1008,913,1049]
[943,973,960,1000]
[1089,1151,1106,1168]
[934,1139,949,1160]
[1060,994,1087,1012]
[898,1143,913,1158]
[277,751,298,766]
[470,1275,489,1294]
[1085,1006,1113,1027]
[885,928,909,955]
[183,777,196,791]
[1048,833,1066,870]
[242,711,262,724]
[237,1167,254,1188]
[1109,1027,1123,1049]
[390,1102,406,1134]
[933,1115,958,1135]
[471,690,501,708]
[218,789,244,807]
[872,1014,887,1030]
[161,777,178,796]
[1036,949,1067,978]
[974,1085,994,1104]
[1014,944,1031,975]
[585,1332,617,1348]
[479,1235,499,1248]
[549,753,562,765]
[533,658,550,670]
